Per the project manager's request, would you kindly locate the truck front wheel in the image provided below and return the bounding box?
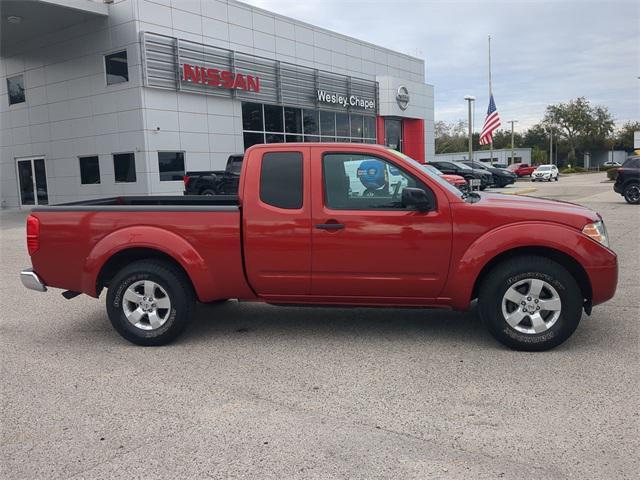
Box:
[106,260,195,346]
[478,256,583,351]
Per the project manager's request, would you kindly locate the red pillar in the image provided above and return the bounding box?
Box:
[402,118,425,163]
[376,116,385,145]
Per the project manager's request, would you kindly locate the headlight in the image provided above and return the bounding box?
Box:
[582,220,609,248]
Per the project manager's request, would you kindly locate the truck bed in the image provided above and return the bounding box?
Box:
[29,196,251,301]
[34,195,238,211]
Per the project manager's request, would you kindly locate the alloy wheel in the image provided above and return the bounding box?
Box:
[122,280,172,330]
[501,278,562,334]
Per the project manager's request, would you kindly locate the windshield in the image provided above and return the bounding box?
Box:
[422,164,443,175]
[537,165,552,171]
[453,161,473,170]
[385,149,465,196]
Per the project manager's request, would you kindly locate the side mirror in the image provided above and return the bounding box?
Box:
[402,187,432,212]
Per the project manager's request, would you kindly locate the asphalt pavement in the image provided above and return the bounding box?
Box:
[1,172,638,479]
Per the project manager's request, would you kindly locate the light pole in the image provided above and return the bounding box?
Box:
[464,95,476,163]
[508,120,518,164]
[549,128,553,165]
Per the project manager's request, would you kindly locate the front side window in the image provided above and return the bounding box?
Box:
[259,152,303,209]
[323,153,432,210]
[113,152,136,183]
[79,156,100,184]
[7,75,25,105]
[158,151,185,181]
[105,50,129,85]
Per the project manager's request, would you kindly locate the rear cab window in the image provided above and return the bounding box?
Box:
[259,152,303,209]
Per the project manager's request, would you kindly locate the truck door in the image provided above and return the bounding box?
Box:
[310,149,452,300]
[242,146,312,297]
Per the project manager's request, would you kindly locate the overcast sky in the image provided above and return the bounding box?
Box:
[243,0,639,131]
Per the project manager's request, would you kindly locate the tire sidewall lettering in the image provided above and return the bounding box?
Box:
[501,271,565,343]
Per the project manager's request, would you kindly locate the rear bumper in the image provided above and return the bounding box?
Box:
[613,183,623,194]
[20,268,47,292]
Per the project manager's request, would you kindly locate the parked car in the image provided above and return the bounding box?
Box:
[488,162,508,169]
[183,154,243,195]
[460,160,517,188]
[532,164,559,182]
[422,164,469,193]
[429,160,493,190]
[602,160,622,167]
[508,163,536,177]
[21,143,617,351]
[613,156,640,204]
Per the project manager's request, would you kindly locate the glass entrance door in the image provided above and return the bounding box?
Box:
[16,157,48,206]
[384,118,403,152]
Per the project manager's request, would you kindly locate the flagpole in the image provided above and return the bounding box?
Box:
[488,34,493,164]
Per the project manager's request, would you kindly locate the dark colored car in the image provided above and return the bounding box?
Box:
[183,154,243,195]
[613,156,640,204]
[461,160,517,188]
[430,160,493,190]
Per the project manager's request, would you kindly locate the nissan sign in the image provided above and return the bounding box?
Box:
[396,86,410,110]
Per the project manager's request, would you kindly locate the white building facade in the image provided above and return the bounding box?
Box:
[0,0,434,208]
[435,148,532,165]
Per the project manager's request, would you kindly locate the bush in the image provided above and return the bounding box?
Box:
[561,168,577,174]
[607,168,619,181]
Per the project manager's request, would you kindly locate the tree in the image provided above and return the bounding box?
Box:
[435,120,468,154]
[531,146,548,165]
[613,121,640,152]
[523,124,550,152]
[543,97,614,164]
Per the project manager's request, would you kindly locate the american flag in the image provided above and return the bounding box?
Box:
[479,94,501,145]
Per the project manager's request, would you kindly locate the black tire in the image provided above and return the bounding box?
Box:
[554,176,559,182]
[200,188,217,196]
[106,260,195,346]
[478,255,583,351]
[623,182,640,204]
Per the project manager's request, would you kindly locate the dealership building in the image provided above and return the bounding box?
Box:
[0,0,434,208]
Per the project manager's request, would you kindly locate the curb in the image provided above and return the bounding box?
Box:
[497,187,537,196]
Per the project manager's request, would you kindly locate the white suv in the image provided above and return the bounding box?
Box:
[532,164,559,182]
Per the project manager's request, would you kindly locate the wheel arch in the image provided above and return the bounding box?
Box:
[471,246,592,305]
[82,226,213,301]
[96,248,195,298]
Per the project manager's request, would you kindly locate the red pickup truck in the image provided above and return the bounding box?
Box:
[21,144,617,351]
[509,163,536,177]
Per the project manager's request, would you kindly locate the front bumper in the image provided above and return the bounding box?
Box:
[20,268,47,292]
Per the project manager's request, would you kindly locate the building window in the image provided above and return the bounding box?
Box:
[113,152,136,183]
[260,152,303,209]
[105,50,129,85]
[158,151,185,181]
[79,156,101,184]
[242,102,263,131]
[241,102,376,150]
[7,75,25,105]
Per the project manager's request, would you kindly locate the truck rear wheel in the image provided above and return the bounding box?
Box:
[106,260,194,346]
[478,255,583,351]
